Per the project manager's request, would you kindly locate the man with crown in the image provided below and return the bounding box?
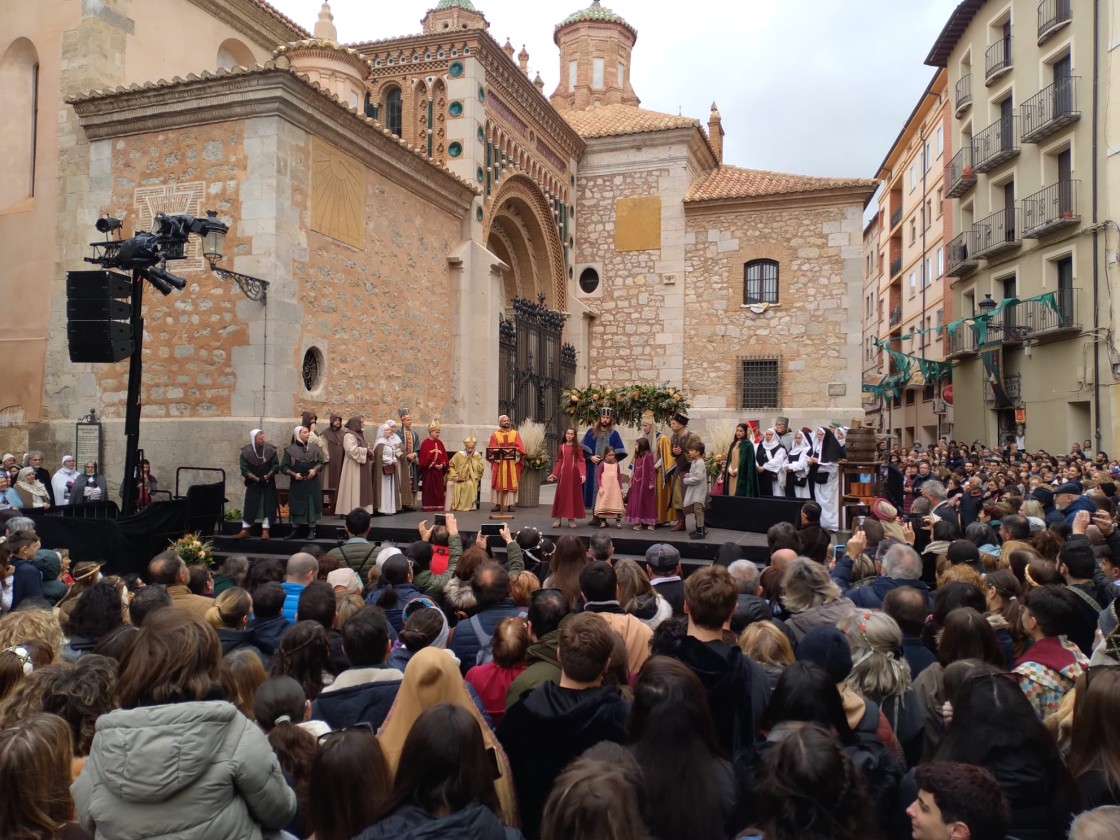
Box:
[418,418,449,512]
[487,415,526,512]
[448,434,485,511]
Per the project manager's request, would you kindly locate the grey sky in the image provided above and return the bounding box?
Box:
[270,0,961,180]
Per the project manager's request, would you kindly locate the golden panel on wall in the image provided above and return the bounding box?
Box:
[614,196,661,252]
[311,139,365,249]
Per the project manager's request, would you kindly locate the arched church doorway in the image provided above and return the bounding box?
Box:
[485,175,574,455]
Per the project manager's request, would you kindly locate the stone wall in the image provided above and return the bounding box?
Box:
[682,200,866,427]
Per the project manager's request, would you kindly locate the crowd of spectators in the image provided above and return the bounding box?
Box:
[1,435,1119,839]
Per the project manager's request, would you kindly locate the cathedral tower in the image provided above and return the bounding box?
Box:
[422,0,489,34]
[550,1,639,112]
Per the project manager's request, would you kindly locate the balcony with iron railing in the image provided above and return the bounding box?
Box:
[890,256,903,278]
[985,36,1013,85]
[985,287,1080,345]
[890,207,903,231]
[947,322,979,358]
[1038,0,1072,43]
[1021,77,1080,143]
[955,73,972,117]
[972,208,1021,259]
[972,116,1019,173]
[1022,180,1079,239]
[946,229,979,277]
[945,145,977,198]
[889,305,902,328]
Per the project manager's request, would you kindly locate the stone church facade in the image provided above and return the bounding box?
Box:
[0,0,874,480]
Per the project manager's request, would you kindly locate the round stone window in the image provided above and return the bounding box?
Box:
[579,268,599,294]
[449,142,463,158]
[302,347,324,392]
[449,100,463,117]
[449,61,464,78]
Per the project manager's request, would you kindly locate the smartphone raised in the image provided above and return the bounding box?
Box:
[479,522,504,537]
[433,513,447,526]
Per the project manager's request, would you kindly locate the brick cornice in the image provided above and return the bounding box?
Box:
[185,0,309,49]
[683,185,876,215]
[69,67,478,218]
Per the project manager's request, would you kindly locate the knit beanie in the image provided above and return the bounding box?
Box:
[795,626,853,684]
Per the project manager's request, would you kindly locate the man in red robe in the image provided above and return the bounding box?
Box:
[487,414,525,513]
[418,419,449,512]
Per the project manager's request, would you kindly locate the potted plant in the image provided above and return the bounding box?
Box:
[169,532,215,567]
[516,420,550,508]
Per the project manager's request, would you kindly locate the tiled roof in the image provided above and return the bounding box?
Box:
[556,2,636,37]
[435,0,477,8]
[251,0,311,39]
[66,63,479,194]
[685,165,878,202]
[562,103,699,139]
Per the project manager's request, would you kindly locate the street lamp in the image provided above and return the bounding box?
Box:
[977,293,997,314]
[202,211,270,303]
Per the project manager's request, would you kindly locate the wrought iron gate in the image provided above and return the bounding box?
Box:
[498,296,577,456]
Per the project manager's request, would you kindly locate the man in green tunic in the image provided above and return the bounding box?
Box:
[234,428,279,540]
[281,425,325,539]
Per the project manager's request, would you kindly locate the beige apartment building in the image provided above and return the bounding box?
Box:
[868,69,952,447]
[862,212,883,423]
[928,0,1120,452]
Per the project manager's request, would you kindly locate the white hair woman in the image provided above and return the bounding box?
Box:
[781,557,853,643]
[838,608,924,767]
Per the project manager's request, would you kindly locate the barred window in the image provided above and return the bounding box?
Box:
[739,357,781,410]
[743,259,779,305]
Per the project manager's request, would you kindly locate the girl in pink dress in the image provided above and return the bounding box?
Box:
[594,448,626,527]
[625,437,658,530]
[547,427,585,528]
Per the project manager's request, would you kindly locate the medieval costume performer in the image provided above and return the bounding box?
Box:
[809,426,843,532]
[301,411,329,467]
[755,427,788,498]
[784,427,814,500]
[15,466,51,509]
[52,456,80,506]
[548,427,585,528]
[581,408,628,516]
[487,415,525,513]
[234,428,278,539]
[373,420,405,516]
[132,459,158,511]
[282,425,325,539]
[774,415,794,452]
[336,416,374,514]
[321,413,346,497]
[593,450,626,527]
[418,419,449,512]
[668,412,700,532]
[398,409,421,511]
[721,423,759,498]
[448,435,485,512]
[637,411,676,526]
[625,437,658,530]
[73,461,109,505]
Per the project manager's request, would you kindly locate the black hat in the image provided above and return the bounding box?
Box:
[1054,481,1083,496]
[672,412,689,426]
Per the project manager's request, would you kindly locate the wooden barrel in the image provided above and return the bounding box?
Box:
[844,427,878,463]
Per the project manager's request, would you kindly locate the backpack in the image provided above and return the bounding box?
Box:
[469,614,495,666]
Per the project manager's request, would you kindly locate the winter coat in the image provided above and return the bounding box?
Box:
[248,615,289,658]
[505,629,562,710]
[786,597,856,643]
[626,591,673,630]
[846,576,932,611]
[310,666,403,731]
[449,600,525,675]
[370,581,424,632]
[354,801,522,840]
[10,557,43,610]
[280,581,304,624]
[72,700,296,840]
[1062,495,1098,527]
[498,681,630,840]
[901,633,937,680]
[216,627,264,660]
[664,635,770,766]
[31,548,67,605]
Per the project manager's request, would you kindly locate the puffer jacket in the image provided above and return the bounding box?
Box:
[72,699,296,840]
[354,801,522,840]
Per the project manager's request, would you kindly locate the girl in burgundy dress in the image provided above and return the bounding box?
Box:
[547,427,585,528]
[625,437,658,530]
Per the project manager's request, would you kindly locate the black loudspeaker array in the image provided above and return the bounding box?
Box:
[66,270,134,363]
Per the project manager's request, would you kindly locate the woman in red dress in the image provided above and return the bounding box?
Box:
[547,427,586,528]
